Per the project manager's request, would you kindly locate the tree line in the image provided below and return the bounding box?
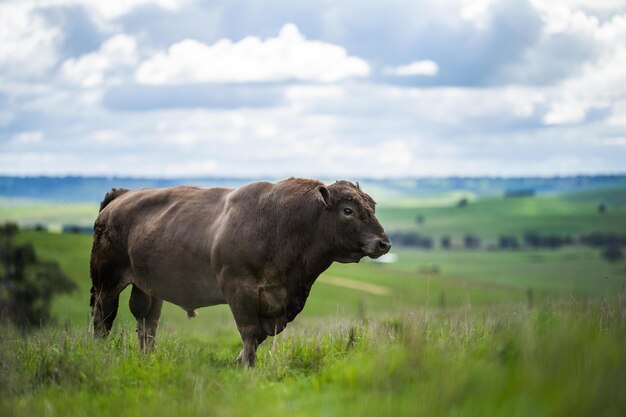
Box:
[387,230,625,261]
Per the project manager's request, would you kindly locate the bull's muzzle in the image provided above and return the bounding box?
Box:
[364,236,392,258]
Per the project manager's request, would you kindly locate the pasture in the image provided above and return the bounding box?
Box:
[2,186,626,416]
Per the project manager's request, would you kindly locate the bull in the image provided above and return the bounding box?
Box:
[90,178,390,366]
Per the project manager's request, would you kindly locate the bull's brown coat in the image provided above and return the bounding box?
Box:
[90,178,390,366]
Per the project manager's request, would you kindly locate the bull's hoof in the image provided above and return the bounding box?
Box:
[235,350,255,367]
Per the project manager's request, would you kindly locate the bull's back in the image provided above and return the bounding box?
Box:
[104,185,226,224]
[97,186,232,307]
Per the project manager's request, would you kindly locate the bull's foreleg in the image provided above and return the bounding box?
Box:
[222,276,268,367]
[235,326,268,367]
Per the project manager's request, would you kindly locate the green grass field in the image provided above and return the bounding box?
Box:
[1,188,626,416]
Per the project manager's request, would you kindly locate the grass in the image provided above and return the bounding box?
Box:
[2,301,625,417]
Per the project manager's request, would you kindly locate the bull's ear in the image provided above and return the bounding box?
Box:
[315,185,332,208]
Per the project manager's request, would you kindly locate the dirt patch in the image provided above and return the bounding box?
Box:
[319,275,390,296]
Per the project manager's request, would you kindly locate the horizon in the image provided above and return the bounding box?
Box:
[2,173,626,181]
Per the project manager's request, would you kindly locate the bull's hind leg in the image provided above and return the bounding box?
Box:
[129,285,163,351]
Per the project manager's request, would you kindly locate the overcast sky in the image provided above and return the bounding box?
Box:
[1,0,626,178]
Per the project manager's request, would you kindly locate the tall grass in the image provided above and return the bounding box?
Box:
[2,300,625,417]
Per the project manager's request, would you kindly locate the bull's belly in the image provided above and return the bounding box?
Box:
[129,266,227,310]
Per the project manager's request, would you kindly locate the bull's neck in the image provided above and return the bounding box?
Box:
[298,224,335,287]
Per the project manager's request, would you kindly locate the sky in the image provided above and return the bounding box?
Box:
[1,0,626,178]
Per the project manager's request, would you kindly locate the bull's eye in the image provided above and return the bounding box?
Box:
[343,207,353,216]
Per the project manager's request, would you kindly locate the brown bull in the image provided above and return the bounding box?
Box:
[89,178,390,366]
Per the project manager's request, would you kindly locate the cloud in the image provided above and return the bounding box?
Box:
[12,131,44,145]
[135,23,370,84]
[46,0,183,21]
[2,0,626,178]
[285,85,345,101]
[0,3,62,79]
[59,34,138,87]
[543,101,586,125]
[460,0,497,30]
[39,5,108,58]
[77,0,181,20]
[530,3,626,125]
[383,60,439,77]
[103,84,284,110]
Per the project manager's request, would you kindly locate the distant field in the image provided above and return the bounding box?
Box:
[377,188,626,240]
[0,198,98,229]
[2,186,626,417]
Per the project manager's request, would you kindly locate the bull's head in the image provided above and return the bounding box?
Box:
[316,181,391,263]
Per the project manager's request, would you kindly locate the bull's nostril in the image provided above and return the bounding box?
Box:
[378,240,390,251]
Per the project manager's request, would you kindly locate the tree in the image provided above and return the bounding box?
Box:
[464,234,481,249]
[498,235,519,249]
[601,245,624,263]
[0,223,76,329]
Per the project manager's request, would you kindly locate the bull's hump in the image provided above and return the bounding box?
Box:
[225,181,273,205]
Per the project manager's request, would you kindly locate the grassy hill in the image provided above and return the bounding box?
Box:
[378,188,626,240]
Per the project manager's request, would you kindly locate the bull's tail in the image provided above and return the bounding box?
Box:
[99,188,129,212]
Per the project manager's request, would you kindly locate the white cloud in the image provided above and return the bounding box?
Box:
[60,34,138,87]
[12,131,44,144]
[135,23,370,85]
[0,3,61,78]
[543,101,586,125]
[608,100,626,126]
[601,137,626,146]
[531,0,626,17]
[383,60,439,77]
[0,0,178,81]
[74,0,182,20]
[285,85,345,101]
[533,6,626,125]
[23,0,182,20]
[460,0,496,30]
